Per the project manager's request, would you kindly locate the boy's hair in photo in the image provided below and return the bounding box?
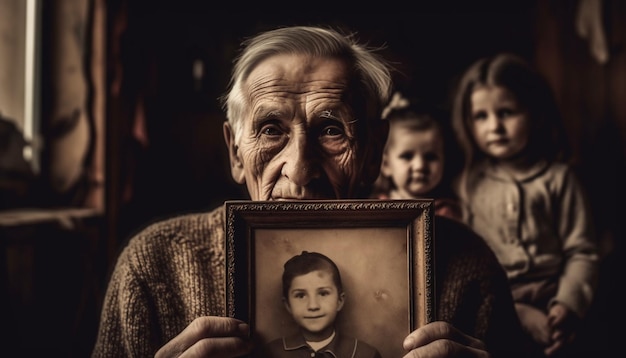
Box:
[281,251,343,299]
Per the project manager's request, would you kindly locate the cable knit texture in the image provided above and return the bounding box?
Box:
[91,205,533,357]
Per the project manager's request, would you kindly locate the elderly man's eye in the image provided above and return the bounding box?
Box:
[260,123,283,136]
[320,125,344,137]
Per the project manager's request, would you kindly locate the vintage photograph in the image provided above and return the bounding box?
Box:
[225,199,434,358]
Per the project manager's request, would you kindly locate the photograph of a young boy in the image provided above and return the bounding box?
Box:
[261,251,382,358]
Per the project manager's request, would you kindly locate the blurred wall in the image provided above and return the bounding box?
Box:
[0,0,26,131]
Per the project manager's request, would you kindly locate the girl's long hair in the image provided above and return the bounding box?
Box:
[451,53,571,196]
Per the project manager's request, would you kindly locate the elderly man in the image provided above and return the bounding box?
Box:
[92,25,533,358]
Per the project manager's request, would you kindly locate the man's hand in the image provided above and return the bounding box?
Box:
[515,302,551,346]
[155,316,253,358]
[402,321,490,357]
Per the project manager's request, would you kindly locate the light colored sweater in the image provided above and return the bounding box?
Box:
[463,159,599,318]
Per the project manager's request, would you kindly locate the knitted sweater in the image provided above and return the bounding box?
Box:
[91,205,533,357]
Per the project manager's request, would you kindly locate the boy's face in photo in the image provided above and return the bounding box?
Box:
[284,269,345,341]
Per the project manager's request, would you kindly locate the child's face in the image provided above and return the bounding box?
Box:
[381,126,444,198]
[470,85,530,160]
[284,269,344,340]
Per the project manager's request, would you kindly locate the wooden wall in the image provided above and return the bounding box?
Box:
[533,0,626,349]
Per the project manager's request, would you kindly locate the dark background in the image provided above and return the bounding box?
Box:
[112,8,537,236]
[2,2,625,357]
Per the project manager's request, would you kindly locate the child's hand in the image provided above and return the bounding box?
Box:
[543,302,580,356]
[515,303,551,346]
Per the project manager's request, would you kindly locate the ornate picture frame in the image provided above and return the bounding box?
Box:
[225,199,434,358]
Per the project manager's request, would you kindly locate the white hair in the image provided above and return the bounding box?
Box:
[219,25,393,145]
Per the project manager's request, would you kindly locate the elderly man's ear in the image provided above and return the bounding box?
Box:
[223,122,245,184]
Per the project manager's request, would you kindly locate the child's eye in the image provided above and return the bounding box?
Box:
[399,152,413,161]
[471,110,487,121]
[293,292,305,299]
[319,289,331,296]
[424,152,440,162]
[497,108,514,118]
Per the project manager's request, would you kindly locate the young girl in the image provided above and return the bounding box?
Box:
[372,91,463,221]
[452,53,599,357]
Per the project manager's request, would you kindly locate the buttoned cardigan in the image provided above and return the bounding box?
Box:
[462,159,599,318]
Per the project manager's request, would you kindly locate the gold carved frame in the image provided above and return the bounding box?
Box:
[225,199,434,358]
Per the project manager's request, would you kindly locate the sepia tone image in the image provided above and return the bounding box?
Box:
[254,227,409,358]
[224,199,433,358]
[1,1,625,357]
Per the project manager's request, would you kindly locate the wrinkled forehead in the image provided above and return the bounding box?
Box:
[243,53,353,100]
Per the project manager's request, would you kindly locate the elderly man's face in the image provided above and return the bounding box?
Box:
[224,54,370,200]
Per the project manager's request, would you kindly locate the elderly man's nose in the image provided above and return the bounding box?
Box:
[281,138,320,185]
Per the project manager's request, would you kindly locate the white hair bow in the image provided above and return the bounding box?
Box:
[381,91,410,119]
